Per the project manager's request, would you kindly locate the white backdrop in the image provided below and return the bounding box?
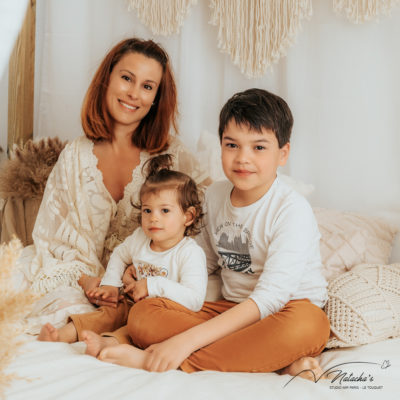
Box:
[31,0,400,217]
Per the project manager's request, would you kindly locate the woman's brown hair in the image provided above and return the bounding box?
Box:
[135,154,204,237]
[81,38,178,153]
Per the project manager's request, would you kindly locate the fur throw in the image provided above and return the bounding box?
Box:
[0,138,67,200]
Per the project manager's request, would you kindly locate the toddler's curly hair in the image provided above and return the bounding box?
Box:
[134,154,204,236]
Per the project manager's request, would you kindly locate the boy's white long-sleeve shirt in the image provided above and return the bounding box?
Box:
[196,178,328,319]
[101,228,207,312]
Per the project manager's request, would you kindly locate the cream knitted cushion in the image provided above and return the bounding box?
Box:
[314,208,398,282]
[325,263,400,348]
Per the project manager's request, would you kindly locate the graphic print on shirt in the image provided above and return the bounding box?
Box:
[215,222,254,274]
[136,262,168,279]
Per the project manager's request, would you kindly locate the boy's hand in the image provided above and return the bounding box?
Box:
[124,278,148,303]
[86,285,119,308]
[144,335,194,372]
[122,264,137,287]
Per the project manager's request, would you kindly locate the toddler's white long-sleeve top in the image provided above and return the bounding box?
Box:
[102,228,207,312]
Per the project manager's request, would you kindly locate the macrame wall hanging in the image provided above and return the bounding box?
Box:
[126,0,398,77]
[127,0,197,35]
[209,0,312,78]
[333,0,400,23]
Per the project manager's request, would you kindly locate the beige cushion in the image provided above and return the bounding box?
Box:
[314,208,398,281]
[0,197,42,246]
[325,263,400,348]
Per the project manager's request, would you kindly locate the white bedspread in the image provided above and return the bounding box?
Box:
[5,336,399,400]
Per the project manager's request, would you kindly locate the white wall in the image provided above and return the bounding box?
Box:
[0,69,7,155]
[30,0,400,219]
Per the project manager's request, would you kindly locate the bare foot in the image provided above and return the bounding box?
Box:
[82,330,119,357]
[280,357,324,382]
[98,344,147,369]
[38,323,59,342]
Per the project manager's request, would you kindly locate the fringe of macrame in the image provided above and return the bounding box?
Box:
[127,0,197,35]
[209,0,312,78]
[333,0,400,24]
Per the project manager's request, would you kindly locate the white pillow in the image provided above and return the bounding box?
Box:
[196,130,225,182]
[314,208,398,282]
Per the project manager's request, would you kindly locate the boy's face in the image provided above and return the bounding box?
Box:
[221,120,290,205]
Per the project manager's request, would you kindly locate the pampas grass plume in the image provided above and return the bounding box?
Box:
[0,238,38,397]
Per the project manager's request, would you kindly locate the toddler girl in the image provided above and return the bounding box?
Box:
[38,154,207,349]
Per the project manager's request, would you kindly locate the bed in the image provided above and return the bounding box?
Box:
[4,335,400,400]
[3,223,400,400]
[2,136,400,400]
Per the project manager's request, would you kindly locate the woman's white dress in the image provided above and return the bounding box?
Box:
[16,136,208,333]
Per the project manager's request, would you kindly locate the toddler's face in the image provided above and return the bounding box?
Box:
[141,189,190,252]
[221,120,289,204]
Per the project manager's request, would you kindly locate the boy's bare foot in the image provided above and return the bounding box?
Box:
[280,357,324,382]
[82,330,119,357]
[98,344,147,369]
[38,323,59,342]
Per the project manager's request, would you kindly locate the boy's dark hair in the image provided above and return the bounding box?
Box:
[134,154,204,236]
[218,88,293,148]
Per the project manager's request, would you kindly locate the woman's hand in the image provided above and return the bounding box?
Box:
[78,274,101,292]
[144,335,194,372]
[124,278,148,303]
[79,274,118,307]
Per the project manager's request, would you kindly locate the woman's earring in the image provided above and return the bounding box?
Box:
[152,102,155,106]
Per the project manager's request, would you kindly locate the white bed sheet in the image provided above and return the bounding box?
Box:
[5,336,400,400]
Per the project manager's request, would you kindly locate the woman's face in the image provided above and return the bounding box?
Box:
[106,52,163,135]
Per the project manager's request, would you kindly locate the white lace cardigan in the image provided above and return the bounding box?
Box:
[20,136,208,295]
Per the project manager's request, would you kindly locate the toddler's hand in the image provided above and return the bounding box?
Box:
[122,264,137,287]
[87,285,119,307]
[124,278,148,303]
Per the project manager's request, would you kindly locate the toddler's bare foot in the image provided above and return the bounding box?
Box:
[38,323,59,342]
[98,344,146,369]
[82,330,119,357]
[281,357,324,382]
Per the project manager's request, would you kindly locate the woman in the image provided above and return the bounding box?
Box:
[18,38,208,332]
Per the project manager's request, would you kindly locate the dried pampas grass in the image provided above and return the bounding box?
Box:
[0,238,37,397]
[0,137,66,200]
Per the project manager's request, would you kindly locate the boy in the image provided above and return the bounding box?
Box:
[96,89,330,380]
